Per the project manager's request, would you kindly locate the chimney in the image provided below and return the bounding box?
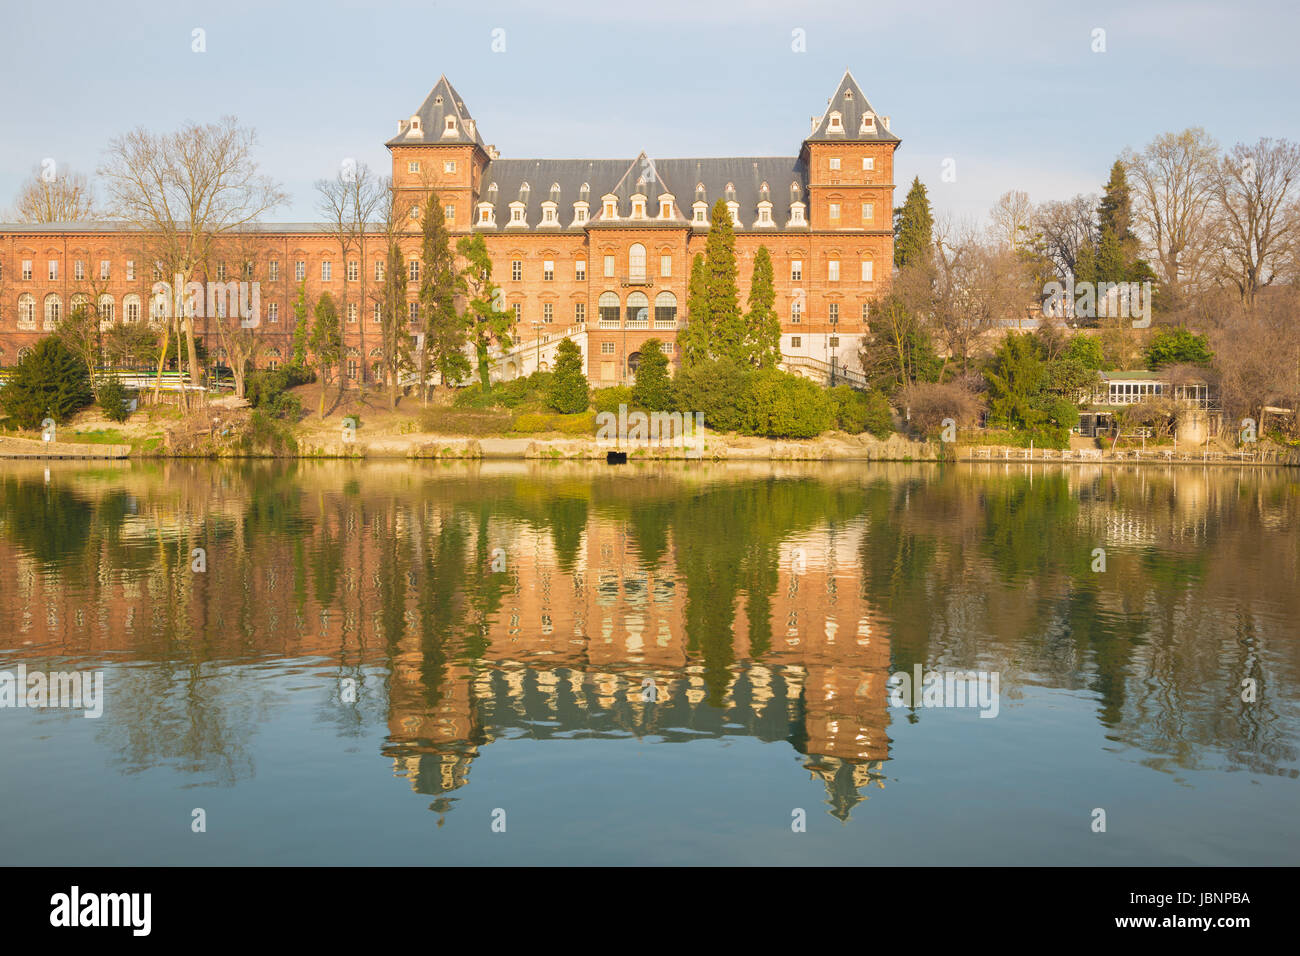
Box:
[811,116,820,134]
[466,119,476,137]
[883,116,891,131]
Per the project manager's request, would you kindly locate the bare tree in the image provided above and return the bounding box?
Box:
[1211,137,1300,306]
[13,163,98,222]
[989,190,1031,251]
[99,117,286,402]
[1030,194,1096,280]
[1123,129,1221,311]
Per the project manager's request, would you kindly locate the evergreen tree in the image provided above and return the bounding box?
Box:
[631,338,674,410]
[1097,160,1133,243]
[704,198,744,362]
[380,239,411,410]
[546,337,589,413]
[419,192,469,398]
[0,335,94,429]
[308,291,341,418]
[457,234,512,391]
[290,280,311,369]
[681,253,711,368]
[893,177,934,269]
[745,245,781,368]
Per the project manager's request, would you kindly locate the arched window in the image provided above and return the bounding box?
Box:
[98,294,115,326]
[626,290,649,326]
[18,293,36,329]
[628,243,646,281]
[598,291,620,327]
[654,291,677,327]
[43,293,62,329]
[18,346,33,364]
[123,293,141,324]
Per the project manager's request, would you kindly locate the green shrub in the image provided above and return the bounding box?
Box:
[546,339,589,413]
[453,371,553,410]
[268,392,303,422]
[512,412,553,433]
[556,411,597,435]
[96,377,134,424]
[592,385,633,414]
[673,358,752,433]
[744,370,833,439]
[631,338,675,411]
[0,337,94,429]
[246,365,313,409]
[828,385,893,437]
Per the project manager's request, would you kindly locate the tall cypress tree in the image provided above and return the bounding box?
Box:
[308,291,341,418]
[704,198,743,362]
[419,192,468,399]
[682,253,710,368]
[1097,161,1133,244]
[290,280,311,370]
[381,238,409,410]
[893,177,934,269]
[746,245,780,368]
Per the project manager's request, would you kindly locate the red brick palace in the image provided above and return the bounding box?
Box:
[0,71,899,386]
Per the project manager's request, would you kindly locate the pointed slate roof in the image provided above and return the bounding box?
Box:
[387,75,486,148]
[804,69,899,144]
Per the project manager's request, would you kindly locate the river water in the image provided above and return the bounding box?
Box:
[0,460,1296,864]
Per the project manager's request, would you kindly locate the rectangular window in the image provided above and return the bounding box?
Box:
[828,260,840,282]
[543,302,553,323]
[863,157,875,170]
[828,203,840,220]
[126,260,135,281]
[512,260,522,281]
[445,205,455,222]
[601,342,615,354]
[663,342,673,354]
[791,301,802,323]
[829,335,840,347]
[373,303,382,323]
[791,260,802,281]
[792,336,802,348]
[862,202,874,223]
[409,260,420,282]
[243,261,254,280]
[347,303,357,323]
[829,157,841,170]
[543,260,554,281]
[861,261,873,282]
[576,260,586,281]
[100,260,111,280]
[375,260,384,282]
[22,259,33,280]
[660,255,671,277]
[346,260,358,282]
[863,303,870,321]
[295,260,305,281]
[74,260,84,281]
[408,161,420,173]
[269,260,279,282]
[829,303,839,323]
[603,255,614,277]
[321,261,332,282]
[575,302,585,323]
[48,260,58,281]
[444,161,456,173]
[513,303,522,323]
[694,207,706,223]
[268,302,280,323]
[409,302,419,322]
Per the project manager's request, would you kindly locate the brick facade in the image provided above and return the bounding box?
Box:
[0,71,898,385]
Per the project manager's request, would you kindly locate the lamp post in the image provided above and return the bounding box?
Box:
[531,321,542,374]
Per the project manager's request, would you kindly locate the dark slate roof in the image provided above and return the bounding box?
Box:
[472,155,810,232]
[386,75,486,149]
[804,69,899,144]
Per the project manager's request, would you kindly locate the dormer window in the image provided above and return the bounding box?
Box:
[844,89,854,100]
[579,182,590,201]
[572,201,589,225]
[509,203,526,226]
[631,195,647,218]
[477,204,495,226]
[756,203,773,226]
[725,182,736,203]
[727,201,741,227]
[692,202,708,224]
[443,116,457,136]
[695,182,706,202]
[409,116,422,133]
[789,203,806,227]
[861,114,875,133]
[434,95,443,105]
[827,111,843,132]
[659,198,674,219]
[540,201,558,225]
[603,197,618,219]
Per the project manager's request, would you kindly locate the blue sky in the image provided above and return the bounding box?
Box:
[2,0,1297,223]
